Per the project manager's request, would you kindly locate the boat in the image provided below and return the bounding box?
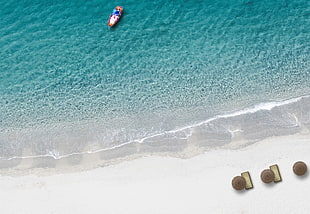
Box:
[108,6,123,27]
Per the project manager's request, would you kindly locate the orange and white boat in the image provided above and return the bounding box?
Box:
[108,6,123,27]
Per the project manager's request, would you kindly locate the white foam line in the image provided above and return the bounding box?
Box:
[151,94,308,135]
[1,94,309,162]
[3,140,137,161]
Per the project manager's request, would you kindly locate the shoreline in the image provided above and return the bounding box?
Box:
[1,132,310,213]
[1,129,309,176]
[1,94,309,173]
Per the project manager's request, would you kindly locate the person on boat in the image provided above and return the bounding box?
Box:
[112,9,120,16]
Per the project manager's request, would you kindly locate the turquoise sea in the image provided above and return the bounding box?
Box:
[0,0,309,168]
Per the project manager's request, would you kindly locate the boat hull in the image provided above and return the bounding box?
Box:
[108,6,123,27]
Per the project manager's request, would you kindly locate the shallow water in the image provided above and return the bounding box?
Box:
[0,0,309,168]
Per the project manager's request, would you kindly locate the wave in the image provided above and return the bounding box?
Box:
[1,94,309,169]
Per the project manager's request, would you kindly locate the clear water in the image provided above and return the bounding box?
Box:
[0,0,309,167]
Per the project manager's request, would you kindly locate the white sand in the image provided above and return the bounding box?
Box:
[1,133,310,214]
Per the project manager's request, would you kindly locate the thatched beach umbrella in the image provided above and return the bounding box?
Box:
[261,169,275,183]
[293,161,307,176]
[232,176,246,190]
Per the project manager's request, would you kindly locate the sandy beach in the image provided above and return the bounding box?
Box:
[1,0,309,213]
[1,132,309,214]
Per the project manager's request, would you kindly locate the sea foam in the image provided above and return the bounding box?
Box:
[0,95,309,170]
